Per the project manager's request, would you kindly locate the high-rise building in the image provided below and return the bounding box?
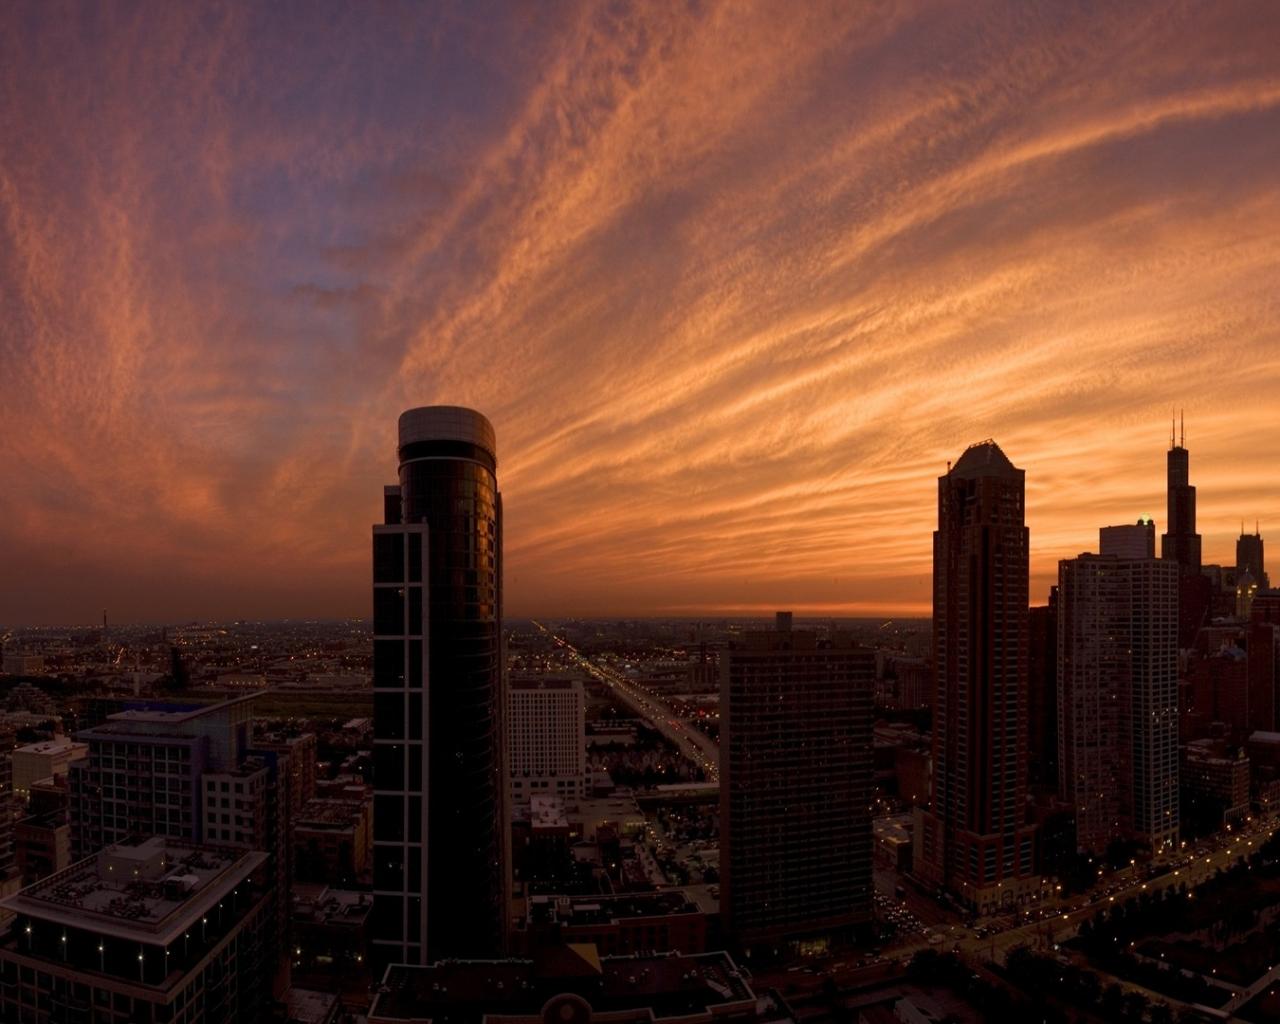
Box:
[1237,525,1268,590]
[720,615,873,951]
[1161,418,1201,574]
[917,441,1037,913]
[371,406,507,968]
[508,679,586,807]
[1058,544,1179,856]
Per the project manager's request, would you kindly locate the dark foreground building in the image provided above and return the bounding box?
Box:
[917,440,1039,912]
[371,406,508,967]
[0,837,272,1024]
[720,613,873,953]
[368,950,765,1024]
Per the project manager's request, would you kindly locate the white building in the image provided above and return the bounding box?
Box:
[508,678,585,806]
[1059,529,1179,856]
[12,738,87,801]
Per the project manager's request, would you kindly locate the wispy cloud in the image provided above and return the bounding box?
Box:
[1,0,1278,623]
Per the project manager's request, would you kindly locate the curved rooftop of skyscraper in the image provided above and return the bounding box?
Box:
[398,406,497,465]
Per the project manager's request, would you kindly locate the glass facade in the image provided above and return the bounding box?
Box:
[371,407,505,967]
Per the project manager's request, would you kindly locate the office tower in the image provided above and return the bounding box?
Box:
[508,678,586,807]
[917,441,1037,913]
[1058,546,1178,856]
[1100,517,1156,560]
[372,406,507,967]
[0,837,273,1023]
[720,616,873,951]
[1027,589,1059,792]
[1161,417,1201,574]
[1237,525,1268,590]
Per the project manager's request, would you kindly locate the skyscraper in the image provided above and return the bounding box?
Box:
[1161,417,1201,574]
[720,614,873,952]
[1058,543,1179,856]
[371,406,507,968]
[917,441,1038,913]
[1237,525,1268,590]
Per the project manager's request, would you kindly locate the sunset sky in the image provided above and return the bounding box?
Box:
[2,1,1279,626]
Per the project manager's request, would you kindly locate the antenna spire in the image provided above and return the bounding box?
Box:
[1180,409,1185,448]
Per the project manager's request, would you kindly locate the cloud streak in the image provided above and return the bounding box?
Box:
[1,0,1278,624]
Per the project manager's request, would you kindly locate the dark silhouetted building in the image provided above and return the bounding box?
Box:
[0,837,274,1024]
[917,441,1038,912]
[371,406,507,967]
[1238,525,1268,590]
[1161,420,1201,574]
[1161,423,1208,646]
[720,614,873,951]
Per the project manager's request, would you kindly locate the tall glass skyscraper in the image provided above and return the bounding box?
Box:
[371,406,507,967]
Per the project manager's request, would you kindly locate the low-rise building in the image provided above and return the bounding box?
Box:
[368,949,761,1024]
[0,836,273,1023]
[293,797,372,886]
[12,738,89,802]
[514,890,711,956]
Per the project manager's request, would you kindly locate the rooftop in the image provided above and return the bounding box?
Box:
[1,836,266,945]
[369,950,754,1024]
[950,439,1020,479]
[527,891,701,927]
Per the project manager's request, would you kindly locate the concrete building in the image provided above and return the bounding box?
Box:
[294,797,373,886]
[13,738,88,802]
[508,678,586,807]
[0,837,273,1023]
[1181,740,1250,829]
[1058,546,1179,856]
[69,696,260,859]
[371,406,508,967]
[720,613,873,951]
[254,732,318,805]
[515,890,711,956]
[917,441,1038,912]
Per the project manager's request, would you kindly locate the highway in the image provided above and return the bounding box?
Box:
[533,621,720,781]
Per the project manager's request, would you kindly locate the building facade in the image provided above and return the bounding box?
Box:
[720,614,873,950]
[508,678,586,807]
[1058,545,1179,856]
[917,441,1038,912]
[371,406,507,967]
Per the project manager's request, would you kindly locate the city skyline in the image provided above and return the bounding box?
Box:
[4,2,1280,625]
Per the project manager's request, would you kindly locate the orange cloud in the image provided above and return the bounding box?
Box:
[1,1,1278,624]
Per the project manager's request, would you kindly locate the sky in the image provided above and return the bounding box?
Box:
[2,1,1279,626]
